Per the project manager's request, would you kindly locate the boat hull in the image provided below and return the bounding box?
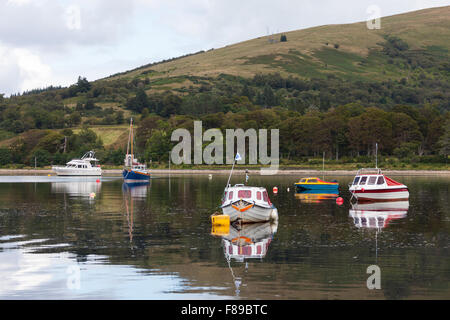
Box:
[123,169,150,182]
[351,188,409,201]
[221,202,278,223]
[52,167,101,176]
[295,184,339,191]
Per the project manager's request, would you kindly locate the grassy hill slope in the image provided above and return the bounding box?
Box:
[108,6,450,84]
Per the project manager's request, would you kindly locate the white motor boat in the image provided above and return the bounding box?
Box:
[220,184,278,223]
[349,168,409,201]
[52,151,102,176]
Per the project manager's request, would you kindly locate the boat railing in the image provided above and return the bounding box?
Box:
[81,151,97,160]
[356,168,382,175]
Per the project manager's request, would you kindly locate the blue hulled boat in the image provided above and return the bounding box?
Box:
[294,177,339,191]
[123,165,150,182]
[123,118,150,183]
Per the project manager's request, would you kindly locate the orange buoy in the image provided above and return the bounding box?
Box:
[273,186,278,194]
[336,197,344,205]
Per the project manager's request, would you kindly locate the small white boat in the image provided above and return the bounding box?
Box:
[52,151,101,176]
[349,168,409,201]
[220,184,278,223]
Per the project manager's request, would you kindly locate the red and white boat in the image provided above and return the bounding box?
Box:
[349,168,409,201]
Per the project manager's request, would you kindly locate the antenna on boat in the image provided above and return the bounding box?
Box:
[322,151,325,180]
[225,153,241,191]
[375,142,378,169]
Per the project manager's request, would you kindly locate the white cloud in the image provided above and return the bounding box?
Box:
[0,44,53,95]
[6,0,33,6]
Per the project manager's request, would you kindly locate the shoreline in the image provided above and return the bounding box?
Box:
[0,168,449,176]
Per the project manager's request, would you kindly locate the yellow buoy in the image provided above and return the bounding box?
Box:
[211,214,230,226]
[211,223,230,237]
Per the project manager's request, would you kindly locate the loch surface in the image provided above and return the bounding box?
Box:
[0,174,448,299]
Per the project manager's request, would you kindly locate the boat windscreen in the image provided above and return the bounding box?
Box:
[368,176,377,185]
[237,190,252,198]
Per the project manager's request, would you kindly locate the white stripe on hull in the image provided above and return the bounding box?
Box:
[352,190,409,200]
[53,169,102,176]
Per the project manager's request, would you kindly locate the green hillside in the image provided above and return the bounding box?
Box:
[108,6,450,83]
[0,6,448,168]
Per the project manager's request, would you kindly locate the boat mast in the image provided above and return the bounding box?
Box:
[126,118,132,157]
[130,118,134,162]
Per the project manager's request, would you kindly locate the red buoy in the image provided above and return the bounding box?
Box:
[96,179,100,183]
[273,186,278,194]
[336,197,344,205]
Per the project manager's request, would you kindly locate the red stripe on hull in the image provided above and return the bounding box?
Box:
[352,188,408,194]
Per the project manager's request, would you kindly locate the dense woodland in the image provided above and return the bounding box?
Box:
[0,36,448,167]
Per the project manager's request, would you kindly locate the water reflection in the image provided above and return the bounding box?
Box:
[349,201,409,230]
[51,178,101,198]
[122,182,149,245]
[212,221,278,297]
[221,221,278,262]
[0,174,448,299]
[295,190,339,203]
[122,181,150,199]
[349,200,409,264]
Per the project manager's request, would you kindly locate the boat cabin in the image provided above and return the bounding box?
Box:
[298,177,319,183]
[350,168,403,188]
[132,163,146,171]
[222,184,272,206]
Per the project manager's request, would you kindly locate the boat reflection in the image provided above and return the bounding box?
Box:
[122,181,150,199]
[349,200,409,229]
[211,220,278,297]
[215,221,278,262]
[51,178,101,197]
[295,190,339,203]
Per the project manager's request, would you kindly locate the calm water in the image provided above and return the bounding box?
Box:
[0,174,448,300]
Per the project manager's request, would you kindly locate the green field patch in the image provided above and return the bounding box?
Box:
[243,53,324,78]
[73,125,129,147]
[313,47,365,74]
[151,77,188,86]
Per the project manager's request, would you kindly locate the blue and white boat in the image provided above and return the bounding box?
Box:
[123,118,150,183]
[294,177,339,191]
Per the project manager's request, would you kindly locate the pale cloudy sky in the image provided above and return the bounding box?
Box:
[0,0,449,96]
